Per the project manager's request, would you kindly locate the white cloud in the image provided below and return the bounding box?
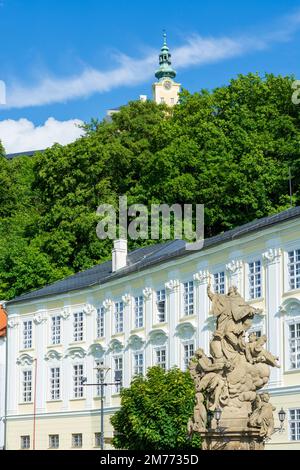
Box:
[1,31,278,109]
[0,117,84,154]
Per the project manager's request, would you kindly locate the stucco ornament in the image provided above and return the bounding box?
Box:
[82,304,96,316]
[188,284,278,445]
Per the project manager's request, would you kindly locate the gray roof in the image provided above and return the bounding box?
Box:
[8,206,300,305]
[6,149,45,160]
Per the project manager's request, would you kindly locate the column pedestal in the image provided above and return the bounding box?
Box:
[199,428,265,450]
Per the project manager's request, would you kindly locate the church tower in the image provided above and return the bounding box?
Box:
[153,32,181,106]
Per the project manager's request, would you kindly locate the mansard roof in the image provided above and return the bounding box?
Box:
[7,206,300,305]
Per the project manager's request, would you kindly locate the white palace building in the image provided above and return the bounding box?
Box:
[3,206,300,450]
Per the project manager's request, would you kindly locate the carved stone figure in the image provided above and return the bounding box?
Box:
[248,393,276,439]
[245,333,280,368]
[188,285,279,449]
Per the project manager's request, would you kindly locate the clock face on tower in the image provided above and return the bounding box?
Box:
[163,80,172,90]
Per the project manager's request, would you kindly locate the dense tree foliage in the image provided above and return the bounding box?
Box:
[0,73,300,299]
[110,366,200,450]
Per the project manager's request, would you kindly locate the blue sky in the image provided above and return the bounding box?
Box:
[1,0,300,152]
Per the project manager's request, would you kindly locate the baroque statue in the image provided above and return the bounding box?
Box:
[188,284,279,449]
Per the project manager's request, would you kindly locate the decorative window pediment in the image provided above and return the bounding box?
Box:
[280,298,300,318]
[108,338,124,353]
[16,353,34,366]
[148,328,168,345]
[44,350,63,361]
[127,334,145,350]
[64,346,86,359]
[175,321,196,340]
[88,343,106,358]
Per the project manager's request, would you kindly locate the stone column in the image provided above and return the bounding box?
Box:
[263,248,282,387]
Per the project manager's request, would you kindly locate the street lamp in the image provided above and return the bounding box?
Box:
[278,408,286,433]
[214,407,222,431]
[81,364,121,450]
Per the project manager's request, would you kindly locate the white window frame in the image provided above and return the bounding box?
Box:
[182,341,195,371]
[73,363,84,398]
[22,369,32,403]
[20,435,30,449]
[156,289,166,323]
[23,320,33,349]
[49,434,59,449]
[73,311,84,342]
[213,271,225,294]
[95,360,104,397]
[114,301,124,334]
[133,351,144,376]
[154,346,167,371]
[114,355,123,393]
[94,432,101,448]
[183,281,194,316]
[72,433,82,448]
[49,366,60,401]
[288,249,300,291]
[286,318,300,371]
[134,296,144,329]
[50,315,61,345]
[248,259,262,300]
[289,408,300,441]
[96,306,105,339]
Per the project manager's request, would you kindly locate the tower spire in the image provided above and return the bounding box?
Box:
[155,31,176,81]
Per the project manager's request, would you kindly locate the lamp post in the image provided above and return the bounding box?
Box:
[214,407,222,431]
[81,364,121,450]
[277,408,286,433]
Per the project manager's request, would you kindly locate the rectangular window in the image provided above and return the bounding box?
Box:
[49,434,59,449]
[155,347,166,371]
[183,342,195,370]
[73,311,84,342]
[160,97,165,103]
[20,435,30,449]
[134,296,144,329]
[213,272,225,294]
[23,320,32,349]
[170,97,175,104]
[183,281,194,316]
[23,370,32,402]
[95,432,101,448]
[133,352,144,376]
[289,322,300,370]
[72,433,82,448]
[96,306,105,338]
[115,302,124,334]
[114,356,123,393]
[73,364,84,398]
[249,260,262,299]
[50,367,60,400]
[51,316,61,345]
[289,409,300,441]
[288,250,300,290]
[156,289,166,323]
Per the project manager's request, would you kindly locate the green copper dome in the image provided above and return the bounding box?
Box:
[155,32,176,81]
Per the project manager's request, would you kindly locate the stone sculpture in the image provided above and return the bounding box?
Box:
[188,284,279,449]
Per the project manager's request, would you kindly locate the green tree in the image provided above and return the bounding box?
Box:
[111,366,201,451]
[1,74,300,300]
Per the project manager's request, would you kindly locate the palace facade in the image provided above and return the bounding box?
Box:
[4,207,300,450]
